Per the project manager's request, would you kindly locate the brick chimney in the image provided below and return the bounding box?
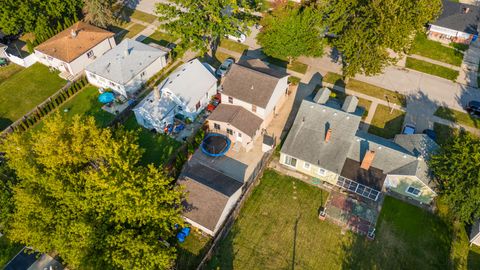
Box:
[325,128,332,143]
[361,150,375,170]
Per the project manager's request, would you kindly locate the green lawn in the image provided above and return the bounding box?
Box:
[368,104,405,139]
[263,56,309,74]
[323,72,406,107]
[0,63,66,131]
[57,85,115,127]
[0,64,23,85]
[410,33,464,66]
[0,237,23,268]
[219,39,249,54]
[118,6,157,24]
[434,106,480,129]
[124,23,147,40]
[123,115,181,166]
[176,231,211,270]
[206,170,452,269]
[406,57,459,81]
[141,31,178,47]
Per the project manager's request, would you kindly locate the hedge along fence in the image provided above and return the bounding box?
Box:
[1,76,89,136]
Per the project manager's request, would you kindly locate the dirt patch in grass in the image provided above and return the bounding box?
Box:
[368,104,405,139]
[406,57,459,81]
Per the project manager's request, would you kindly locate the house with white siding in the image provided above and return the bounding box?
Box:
[85,39,168,98]
[207,59,289,151]
[280,88,438,206]
[35,22,115,79]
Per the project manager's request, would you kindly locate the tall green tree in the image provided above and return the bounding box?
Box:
[0,0,83,35]
[321,0,441,78]
[257,3,325,64]
[2,114,183,269]
[0,160,17,232]
[156,0,255,54]
[82,0,114,28]
[429,132,480,224]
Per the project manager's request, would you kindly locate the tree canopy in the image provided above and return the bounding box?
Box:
[156,0,255,54]
[257,3,325,63]
[1,114,183,269]
[321,0,441,77]
[82,0,114,28]
[0,0,83,35]
[429,132,480,224]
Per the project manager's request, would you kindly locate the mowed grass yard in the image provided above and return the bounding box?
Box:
[123,115,181,166]
[0,63,66,130]
[368,104,405,139]
[410,33,464,66]
[405,57,459,81]
[206,170,452,269]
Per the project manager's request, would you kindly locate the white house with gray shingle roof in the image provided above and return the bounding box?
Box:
[280,88,438,205]
[85,38,168,97]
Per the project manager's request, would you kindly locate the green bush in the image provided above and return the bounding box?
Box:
[21,120,28,130]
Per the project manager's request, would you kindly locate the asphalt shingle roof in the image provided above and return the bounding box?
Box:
[178,162,242,231]
[208,104,263,138]
[432,0,480,34]
[35,22,114,62]
[221,63,285,108]
[281,99,361,173]
[86,39,167,84]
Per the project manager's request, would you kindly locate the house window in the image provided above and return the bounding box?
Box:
[238,132,242,137]
[140,71,146,78]
[47,56,53,61]
[196,101,201,110]
[284,155,297,167]
[87,50,94,59]
[317,168,326,176]
[89,73,97,79]
[252,104,257,112]
[227,128,233,135]
[303,162,311,170]
[405,186,421,197]
[214,123,221,130]
[228,96,233,104]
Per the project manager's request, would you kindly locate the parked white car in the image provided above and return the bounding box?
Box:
[227,32,246,43]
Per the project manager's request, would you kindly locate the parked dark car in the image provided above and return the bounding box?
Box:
[466,100,480,117]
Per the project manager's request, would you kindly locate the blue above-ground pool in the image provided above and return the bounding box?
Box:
[98,92,115,103]
[201,133,231,157]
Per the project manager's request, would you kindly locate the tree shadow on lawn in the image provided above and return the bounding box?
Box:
[0,116,13,131]
[175,232,213,270]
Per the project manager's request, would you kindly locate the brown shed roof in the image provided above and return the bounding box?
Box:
[35,22,114,63]
[208,104,263,138]
[178,162,242,231]
[221,63,285,108]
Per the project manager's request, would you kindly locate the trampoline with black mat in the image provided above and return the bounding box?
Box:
[201,133,231,157]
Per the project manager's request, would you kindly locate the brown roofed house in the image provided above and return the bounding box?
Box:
[34,22,115,78]
[209,60,289,151]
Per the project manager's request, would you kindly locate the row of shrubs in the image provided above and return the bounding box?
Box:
[12,77,88,133]
[171,127,206,177]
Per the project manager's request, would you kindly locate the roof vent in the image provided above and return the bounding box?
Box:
[342,96,359,113]
[313,88,331,104]
[70,29,77,38]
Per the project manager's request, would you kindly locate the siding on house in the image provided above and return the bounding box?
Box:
[384,175,436,204]
[279,153,339,186]
[35,37,115,75]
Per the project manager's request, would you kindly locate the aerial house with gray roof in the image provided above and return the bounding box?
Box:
[428,0,480,44]
[280,88,438,205]
[85,38,168,98]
